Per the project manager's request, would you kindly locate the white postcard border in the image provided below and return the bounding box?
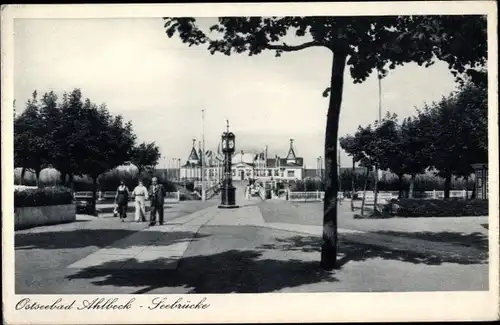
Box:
[2,2,498,324]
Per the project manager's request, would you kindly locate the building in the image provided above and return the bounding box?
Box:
[179,140,224,181]
[180,138,305,182]
[471,163,489,199]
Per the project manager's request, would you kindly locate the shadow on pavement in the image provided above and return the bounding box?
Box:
[374,231,489,251]
[15,229,210,250]
[258,233,488,267]
[66,249,336,294]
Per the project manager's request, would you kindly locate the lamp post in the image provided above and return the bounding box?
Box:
[162,156,166,180]
[201,110,206,201]
[178,158,181,180]
[218,120,238,209]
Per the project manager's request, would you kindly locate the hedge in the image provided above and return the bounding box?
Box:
[14,186,73,208]
[388,198,489,218]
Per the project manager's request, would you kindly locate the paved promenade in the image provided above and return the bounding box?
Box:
[16,184,489,293]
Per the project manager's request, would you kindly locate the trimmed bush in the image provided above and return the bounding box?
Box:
[289,179,325,191]
[388,198,488,218]
[14,186,73,208]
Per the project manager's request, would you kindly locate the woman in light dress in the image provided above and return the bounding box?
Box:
[132,180,149,222]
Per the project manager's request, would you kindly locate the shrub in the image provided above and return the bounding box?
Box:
[14,186,73,208]
[289,179,325,191]
[388,198,488,218]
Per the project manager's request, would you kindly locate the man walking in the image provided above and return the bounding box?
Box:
[148,177,166,226]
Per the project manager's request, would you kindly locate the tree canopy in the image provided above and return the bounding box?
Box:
[340,81,487,198]
[131,142,161,175]
[164,16,487,90]
[14,89,140,195]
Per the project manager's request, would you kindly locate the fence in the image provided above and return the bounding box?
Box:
[74,191,93,200]
[165,191,181,202]
[194,181,219,189]
[391,190,471,200]
[75,191,181,203]
[355,190,472,204]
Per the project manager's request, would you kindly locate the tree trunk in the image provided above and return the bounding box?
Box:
[20,167,26,185]
[397,173,404,198]
[360,168,369,216]
[350,159,355,212]
[373,166,379,213]
[68,173,74,191]
[464,176,469,200]
[444,172,452,199]
[320,51,347,271]
[35,167,42,188]
[470,179,476,199]
[60,172,67,187]
[409,174,416,198]
[91,176,98,216]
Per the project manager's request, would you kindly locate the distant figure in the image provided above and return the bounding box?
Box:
[148,177,166,226]
[115,180,130,222]
[133,180,148,222]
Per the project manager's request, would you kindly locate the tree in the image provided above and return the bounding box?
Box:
[48,89,92,188]
[340,125,379,215]
[131,142,161,176]
[339,135,360,211]
[78,100,137,213]
[163,15,487,269]
[14,91,50,187]
[421,81,487,198]
[398,116,433,198]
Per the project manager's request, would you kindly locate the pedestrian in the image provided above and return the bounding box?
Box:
[245,183,251,199]
[132,180,148,222]
[114,180,130,222]
[148,177,166,226]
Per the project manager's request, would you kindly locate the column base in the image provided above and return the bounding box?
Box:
[218,204,240,209]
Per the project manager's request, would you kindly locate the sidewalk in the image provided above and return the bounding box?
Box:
[67,205,218,270]
[68,191,487,272]
[18,183,485,293]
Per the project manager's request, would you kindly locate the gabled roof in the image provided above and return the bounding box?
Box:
[286,139,297,160]
[187,147,199,161]
[286,147,296,160]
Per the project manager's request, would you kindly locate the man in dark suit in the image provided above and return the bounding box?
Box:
[148,177,166,226]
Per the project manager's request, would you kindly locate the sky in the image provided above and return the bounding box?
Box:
[14,17,459,168]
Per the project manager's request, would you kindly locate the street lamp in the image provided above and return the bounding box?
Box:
[162,156,166,180]
[218,120,238,209]
[201,109,206,201]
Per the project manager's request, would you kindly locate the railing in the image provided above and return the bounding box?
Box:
[165,191,180,202]
[287,191,345,202]
[288,191,323,202]
[90,190,181,203]
[194,180,218,189]
[74,191,93,199]
[355,190,472,201]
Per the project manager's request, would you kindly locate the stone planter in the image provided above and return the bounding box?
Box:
[14,204,76,230]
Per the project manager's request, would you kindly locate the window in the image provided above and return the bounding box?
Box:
[287,170,295,177]
[274,170,279,176]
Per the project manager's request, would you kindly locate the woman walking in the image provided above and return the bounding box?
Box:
[132,180,148,222]
[114,180,130,222]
